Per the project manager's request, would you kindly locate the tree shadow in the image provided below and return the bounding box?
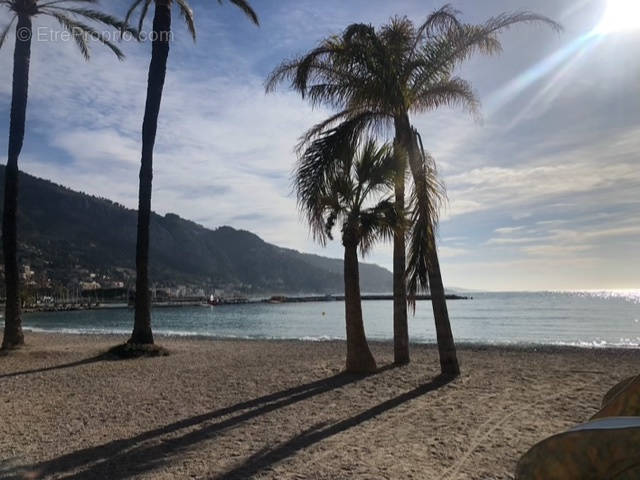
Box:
[0,353,110,380]
[0,342,177,380]
[3,365,397,480]
[216,373,455,479]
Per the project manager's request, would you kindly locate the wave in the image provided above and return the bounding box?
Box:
[24,326,131,335]
[23,327,343,342]
[22,327,639,348]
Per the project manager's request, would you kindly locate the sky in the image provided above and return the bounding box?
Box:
[0,0,638,291]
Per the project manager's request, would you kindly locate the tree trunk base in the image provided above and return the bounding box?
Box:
[128,330,154,346]
[394,352,410,365]
[346,353,377,374]
[441,359,460,377]
[1,332,25,351]
[108,342,168,359]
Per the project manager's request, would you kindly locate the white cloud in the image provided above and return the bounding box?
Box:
[494,226,525,234]
[438,246,471,259]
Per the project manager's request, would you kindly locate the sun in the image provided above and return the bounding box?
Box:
[597,0,640,33]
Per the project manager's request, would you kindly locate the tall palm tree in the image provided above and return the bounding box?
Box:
[296,136,403,373]
[0,0,134,350]
[123,0,258,346]
[267,6,560,375]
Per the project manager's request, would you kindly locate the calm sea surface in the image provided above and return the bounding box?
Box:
[22,291,640,348]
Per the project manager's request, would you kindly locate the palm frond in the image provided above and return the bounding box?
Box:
[415,12,562,83]
[46,11,90,58]
[44,10,125,59]
[42,6,139,38]
[343,22,377,44]
[406,200,432,308]
[135,0,151,35]
[39,1,99,7]
[482,11,562,35]
[176,0,196,40]
[414,4,462,41]
[295,131,399,254]
[297,108,392,156]
[2,0,136,54]
[266,40,347,98]
[266,26,394,112]
[0,14,17,51]
[356,140,395,200]
[359,198,401,255]
[218,0,259,25]
[294,123,360,244]
[380,16,413,61]
[410,76,480,118]
[405,128,447,307]
[410,4,462,59]
[123,0,146,33]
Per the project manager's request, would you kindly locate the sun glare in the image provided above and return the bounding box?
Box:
[597,0,640,33]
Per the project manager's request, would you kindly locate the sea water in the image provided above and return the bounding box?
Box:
[21,290,640,348]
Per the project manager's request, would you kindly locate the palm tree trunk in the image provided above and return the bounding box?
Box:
[426,229,459,376]
[130,2,171,345]
[343,240,377,374]
[2,15,32,350]
[399,114,460,376]
[392,137,409,365]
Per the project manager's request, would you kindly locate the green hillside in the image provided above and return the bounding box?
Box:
[0,167,392,295]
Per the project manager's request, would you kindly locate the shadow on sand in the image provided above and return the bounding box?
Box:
[217,373,454,479]
[0,354,110,380]
[0,342,171,380]
[2,362,452,480]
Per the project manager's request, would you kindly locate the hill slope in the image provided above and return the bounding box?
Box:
[0,167,392,294]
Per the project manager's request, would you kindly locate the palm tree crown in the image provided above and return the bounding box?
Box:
[268,6,560,122]
[268,4,561,297]
[296,136,400,252]
[123,0,258,40]
[0,0,137,59]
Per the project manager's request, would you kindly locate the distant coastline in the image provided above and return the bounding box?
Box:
[18,293,470,313]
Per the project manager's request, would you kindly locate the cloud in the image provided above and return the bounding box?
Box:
[440,125,640,226]
[522,244,593,257]
[494,226,525,234]
[486,236,543,245]
[438,246,471,259]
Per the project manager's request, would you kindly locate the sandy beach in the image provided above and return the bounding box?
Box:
[0,333,637,479]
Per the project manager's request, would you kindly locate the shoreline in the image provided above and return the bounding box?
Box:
[17,328,640,351]
[2,332,639,479]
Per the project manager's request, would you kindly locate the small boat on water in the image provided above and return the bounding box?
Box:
[207,294,250,305]
[207,294,222,306]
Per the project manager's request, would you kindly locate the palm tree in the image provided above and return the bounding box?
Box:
[296,136,403,373]
[122,0,258,346]
[0,0,134,350]
[267,6,560,375]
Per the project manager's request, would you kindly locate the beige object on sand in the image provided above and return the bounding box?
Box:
[593,375,640,419]
[516,375,640,479]
[515,417,640,479]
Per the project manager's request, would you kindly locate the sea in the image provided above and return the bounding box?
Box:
[21,290,640,348]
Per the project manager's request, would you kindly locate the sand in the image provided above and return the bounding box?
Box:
[0,332,637,479]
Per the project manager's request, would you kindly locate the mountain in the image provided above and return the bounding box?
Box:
[0,167,392,294]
